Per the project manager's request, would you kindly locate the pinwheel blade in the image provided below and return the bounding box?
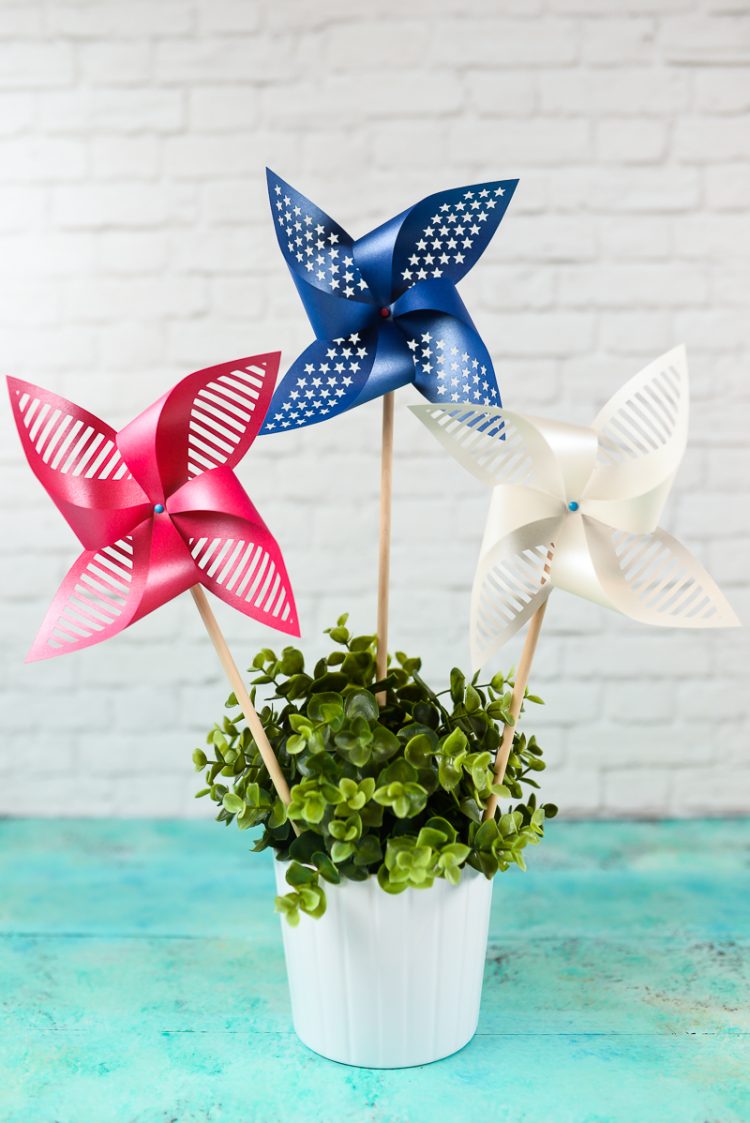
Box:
[587,345,689,516]
[118,354,280,498]
[267,168,372,307]
[27,535,146,662]
[6,377,151,549]
[185,512,299,637]
[355,179,518,304]
[398,312,500,409]
[182,354,280,477]
[392,179,518,295]
[410,402,568,492]
[471,522,559,670]
[588,523,740,629]
[261,330,380,433]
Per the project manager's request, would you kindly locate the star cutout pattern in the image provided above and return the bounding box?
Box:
[262,169,518,434]
[272,181,369,302]
[399,185,508,287]
[405,328,499,407]
[263,332,372,432]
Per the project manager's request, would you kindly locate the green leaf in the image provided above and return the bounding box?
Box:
[459,797,482,823]
[279,647,305,676]
[288,831,321,864]
[330,840,355,863]
[285,861,317,888]
[346,690,379,722]
[423,816,457,844]
[201,625,555,921]
[377,864,407,894]
[465,685,482,713]
[307,692,344,725]
[449,667,466,704]
[370,724,400,762]
[340,650,374,683]
[377,758,418,786]
[275,894,300,927]
[404,733,434,769]
[441,727,468,757]
[437,753,464,792]
[354,834,383,866]
[284,673,313,700]
[312,851,341,884]
[268,800,287,830]
[222,792,245,814]
[474,819,500,849]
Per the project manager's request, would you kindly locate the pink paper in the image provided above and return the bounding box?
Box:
[8,354,299,661]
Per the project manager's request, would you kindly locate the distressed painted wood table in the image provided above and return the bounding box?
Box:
[1,819,748,1123]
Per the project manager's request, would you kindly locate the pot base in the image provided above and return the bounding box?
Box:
[275,861,493,1069]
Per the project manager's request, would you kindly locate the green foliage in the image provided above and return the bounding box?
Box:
[195,615,557,925]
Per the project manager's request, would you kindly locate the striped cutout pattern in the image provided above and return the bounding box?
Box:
[42,538,135,655]
[187,362,268,478]
[473,541,554,659]
[611,529,727,625]
[597,357,685,466]
[13,386,131,480]
[417,405,533,488]
[189,535,294,627]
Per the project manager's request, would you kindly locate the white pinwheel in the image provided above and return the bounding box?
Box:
[411,346,739,670]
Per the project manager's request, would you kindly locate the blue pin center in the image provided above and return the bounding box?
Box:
[153,503,165,514]
[567,500,579,512]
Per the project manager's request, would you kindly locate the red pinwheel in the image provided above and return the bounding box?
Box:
[8,353,299,662]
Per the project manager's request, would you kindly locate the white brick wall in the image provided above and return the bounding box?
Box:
[1,0,748,820]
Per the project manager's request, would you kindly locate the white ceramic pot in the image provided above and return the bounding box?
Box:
[274,860,493,1068]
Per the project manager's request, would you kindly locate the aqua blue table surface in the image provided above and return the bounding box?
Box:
[1,818,748,1123]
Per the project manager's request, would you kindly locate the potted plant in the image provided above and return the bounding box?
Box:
[194,615,556,1068]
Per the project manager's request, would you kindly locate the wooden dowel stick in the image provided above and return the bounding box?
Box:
[482,597,549,822]
[190,586,294,817]
[484,549,555,822]
[376,392,395,703]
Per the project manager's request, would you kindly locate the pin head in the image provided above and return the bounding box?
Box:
[379,307,391,318]
[154,503,165,514]
[568,500,579,512]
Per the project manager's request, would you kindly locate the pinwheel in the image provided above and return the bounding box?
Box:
[412,346,739,818]
[264,168,518,686]
[8,354,299,806]
[262,169,517,434]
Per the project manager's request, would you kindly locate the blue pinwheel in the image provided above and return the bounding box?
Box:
[262,169,518,434]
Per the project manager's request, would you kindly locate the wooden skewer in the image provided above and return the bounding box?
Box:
[482,599,549,822]
[190,586,295,823]
[376,392,395,705]
[483,549,555,822]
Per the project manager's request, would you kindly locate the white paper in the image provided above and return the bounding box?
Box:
[412,346,739,669]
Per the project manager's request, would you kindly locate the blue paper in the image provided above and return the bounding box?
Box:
[262,170,518,433]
